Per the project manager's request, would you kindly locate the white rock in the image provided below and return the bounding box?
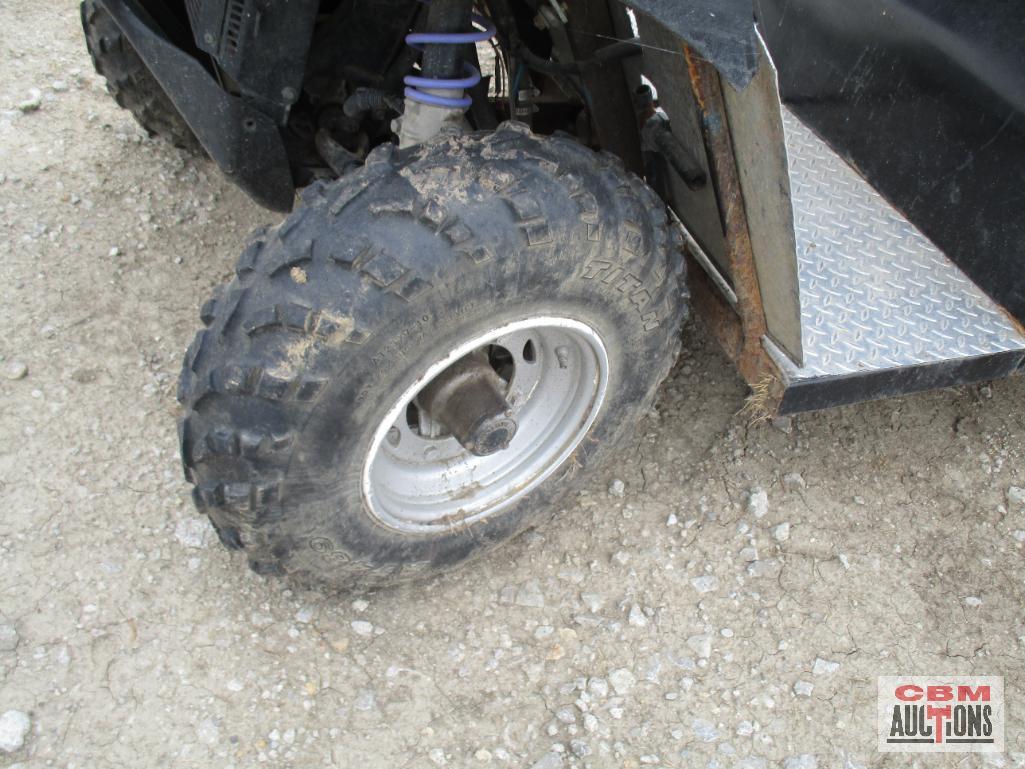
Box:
[474,748,492,762]
[1013,531,1025,543]
[739,546,758,562]
[747,488,769,518]
[965,596,983,607]
[0,625,18,652]
[570,739,591,757]
[174,517,213,548]
[295,607,314,624]
[686,634,712,659]
[608,479,625,498]
[196,718,219,745]
[793,680,814,697]
[772,522,791,542]
[581,593,604,612]
[812,658,839,676]
[515,580,545,608]
[583,713,599,732]
[736,720,754,737]
[587,677,609,698]
[628,605,648,627]
[429,747,447,765]
[666,513,678,526]
[784,755,818,769]
[0,710,30,753]
[1008,487,1025,508]
[352,599,369,612]
[16,89,41,113]
[555,706,576,724]
[531,752,564,769]
[782,472,806,491]
[351,620,374,636]
[3,361,27,380]
[692,718,719,741]
[747,559,781,578]
[608,668,636,695]
[690,575,719,594]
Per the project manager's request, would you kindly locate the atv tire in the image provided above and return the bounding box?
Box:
[177,123,688,590]
[81,0,202,154]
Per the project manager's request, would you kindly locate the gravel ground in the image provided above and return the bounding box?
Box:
[2,3,1025,768]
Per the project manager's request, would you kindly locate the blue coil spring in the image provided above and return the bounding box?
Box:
[404,13,497,109]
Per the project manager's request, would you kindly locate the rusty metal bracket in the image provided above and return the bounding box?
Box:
[683,47,782,405]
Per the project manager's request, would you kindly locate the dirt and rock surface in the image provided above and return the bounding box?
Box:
[2,3,1024,768]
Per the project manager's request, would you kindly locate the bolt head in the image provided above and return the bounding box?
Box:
[386,426,401,447]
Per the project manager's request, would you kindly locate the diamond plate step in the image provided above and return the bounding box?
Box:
[769,110,1025,412]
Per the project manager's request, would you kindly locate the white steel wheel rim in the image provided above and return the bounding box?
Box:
[362,317,609,534]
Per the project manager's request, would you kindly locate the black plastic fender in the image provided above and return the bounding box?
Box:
[98,0,295,212]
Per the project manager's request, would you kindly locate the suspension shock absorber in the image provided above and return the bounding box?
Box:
[398,0,496,148]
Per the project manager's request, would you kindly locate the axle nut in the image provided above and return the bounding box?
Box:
[468,416,517,455]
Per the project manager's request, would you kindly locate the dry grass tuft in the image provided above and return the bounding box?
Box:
[738,373,778,425]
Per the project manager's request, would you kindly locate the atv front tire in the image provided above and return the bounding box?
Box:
[81,0,202,154]
[177,124,688,589]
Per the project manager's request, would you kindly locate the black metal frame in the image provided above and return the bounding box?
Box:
[778,350,1025,415]
[100,0,647,213]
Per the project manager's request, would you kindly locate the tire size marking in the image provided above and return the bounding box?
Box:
[351,298,484,406]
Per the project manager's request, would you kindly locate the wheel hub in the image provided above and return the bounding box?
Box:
[416,352,517,456]
[361,317,609,533]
